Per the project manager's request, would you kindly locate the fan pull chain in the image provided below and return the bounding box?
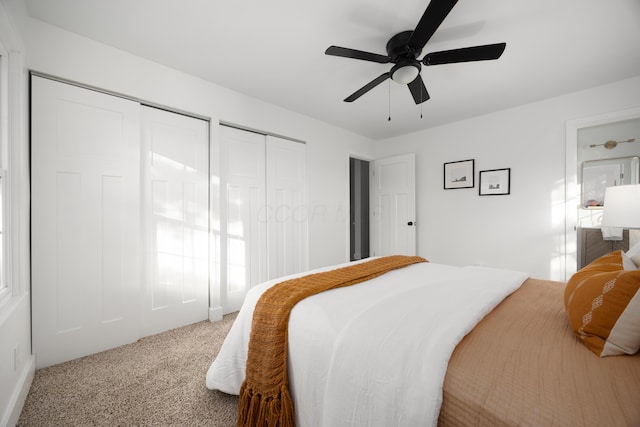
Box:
[420,77,423,119]
[388,79,391,122]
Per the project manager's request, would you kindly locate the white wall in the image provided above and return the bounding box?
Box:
[3,2,640,422]
[375,76,640,280]
[0,7,374,422]
[22,16,374,296]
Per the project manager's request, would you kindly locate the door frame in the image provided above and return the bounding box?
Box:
[565,105,640,280]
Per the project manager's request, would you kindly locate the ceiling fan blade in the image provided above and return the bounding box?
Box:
[423,43,506,65]
[325,46,390,64]
[407,75,430,104]
[344,73,390,102]
[408,0,458,51]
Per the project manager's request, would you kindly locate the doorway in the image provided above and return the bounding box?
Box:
[350,157,370,261]
[565,106,640,280]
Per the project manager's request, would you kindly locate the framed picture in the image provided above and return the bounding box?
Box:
[443,159,474,189]
[479,168,511,195]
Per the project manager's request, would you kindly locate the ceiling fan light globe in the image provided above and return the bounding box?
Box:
[391,65,420,85]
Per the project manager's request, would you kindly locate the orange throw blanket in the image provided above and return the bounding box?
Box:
[237,255,428,427]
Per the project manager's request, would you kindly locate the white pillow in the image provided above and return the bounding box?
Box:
[622,251,637,270]
[627,242,640,268]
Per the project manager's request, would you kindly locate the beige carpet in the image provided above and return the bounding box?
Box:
[18,313,239,427]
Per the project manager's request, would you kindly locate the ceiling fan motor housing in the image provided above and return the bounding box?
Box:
[387,31,423,84]
[386,31,422,62]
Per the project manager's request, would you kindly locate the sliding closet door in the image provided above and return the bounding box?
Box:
[141,106,209,336]
[220,126,267,314]
[266,136,308,279]
[219,128,308,313]
[31,76,141,368]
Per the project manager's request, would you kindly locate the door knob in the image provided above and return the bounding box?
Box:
[407,221,414,226]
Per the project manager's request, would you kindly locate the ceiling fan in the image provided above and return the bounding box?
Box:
[325,0,506,104]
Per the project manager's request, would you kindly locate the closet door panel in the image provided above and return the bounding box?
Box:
[266,136,308,279]
[31,76,141,368]
[101,175,128,321]
[220,126,267,314]
[141,106,209,337]
[219,128,308,313]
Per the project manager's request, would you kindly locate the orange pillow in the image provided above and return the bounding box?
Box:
[564,251,640,357]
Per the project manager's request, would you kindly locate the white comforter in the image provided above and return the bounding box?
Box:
[206,259,528,426]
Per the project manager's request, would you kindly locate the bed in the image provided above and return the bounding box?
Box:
[206,254,640,426]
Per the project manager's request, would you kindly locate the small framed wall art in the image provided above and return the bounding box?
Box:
[479,168,511,195]
[443,159,474,189]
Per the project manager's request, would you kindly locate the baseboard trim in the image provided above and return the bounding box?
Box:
[209,306,223,322]
[3,354,35,427]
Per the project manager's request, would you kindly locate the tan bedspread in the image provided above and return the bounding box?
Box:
[439,278,640,426]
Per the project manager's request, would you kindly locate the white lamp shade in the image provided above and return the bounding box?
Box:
[391,65,419,85]
[601,184,640,228]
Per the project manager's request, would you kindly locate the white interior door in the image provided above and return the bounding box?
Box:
[266,136,308,279]
[371,154,416,256]
[220,126,267,314]
[31,76,141,368]
[140,106,209,336]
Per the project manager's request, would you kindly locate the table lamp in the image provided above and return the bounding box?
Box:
[602,184,640,248]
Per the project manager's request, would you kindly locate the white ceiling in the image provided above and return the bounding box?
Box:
[24,0,640,140]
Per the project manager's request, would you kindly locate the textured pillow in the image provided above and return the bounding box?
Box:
[627,242,640,268]
[564,251,640,357]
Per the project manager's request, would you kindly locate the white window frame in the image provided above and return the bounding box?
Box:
[0,41,10,303]
[0,169,4,297]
